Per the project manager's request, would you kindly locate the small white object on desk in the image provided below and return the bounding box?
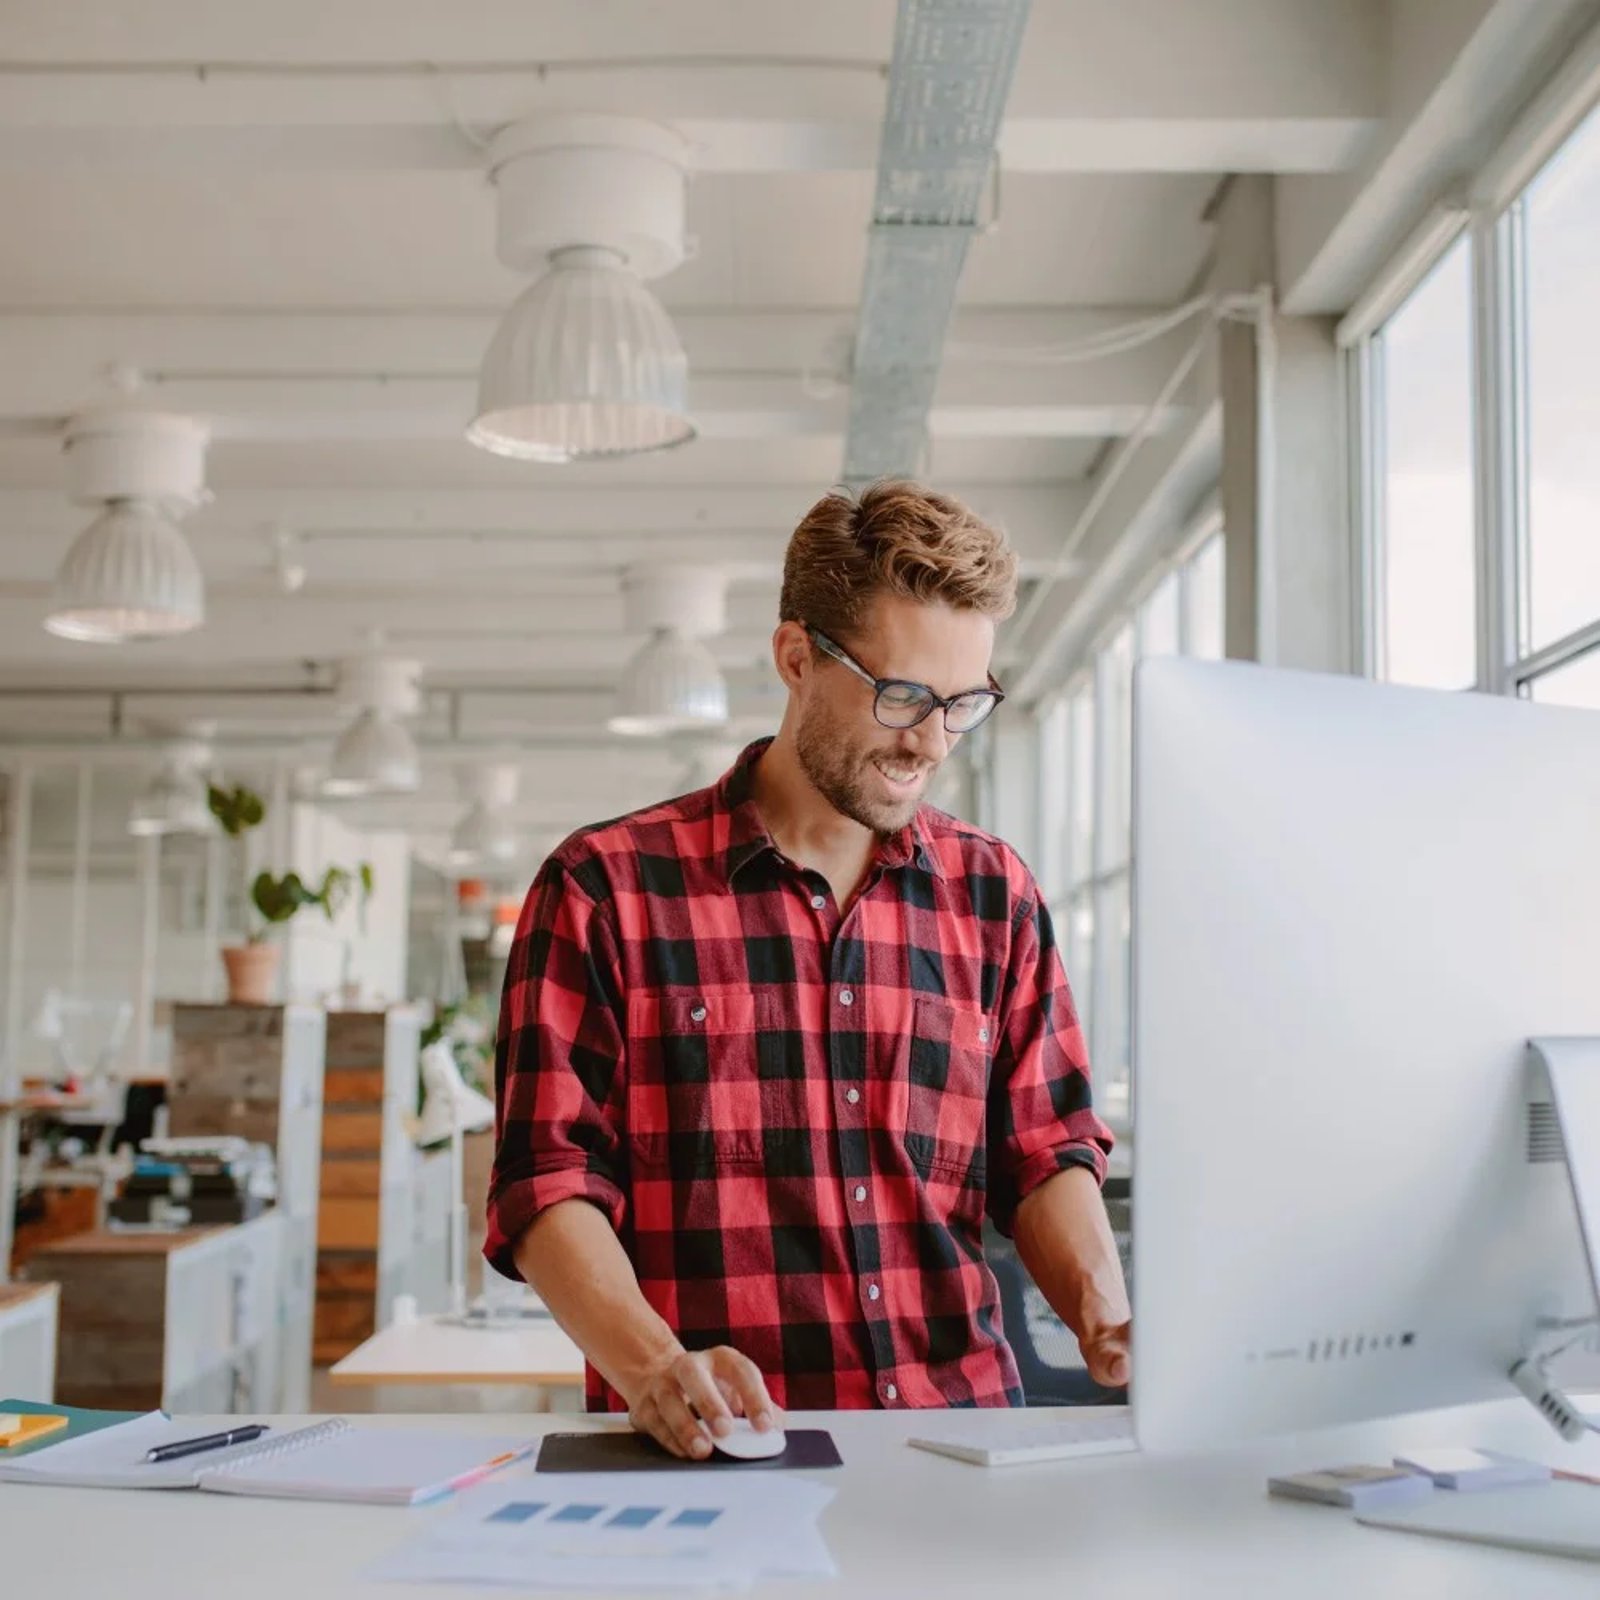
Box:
[1358,1481,1600,1561]
[907,1407,1134,1467]
[1393,1446,1552,1491]
[710,1418,786,1460]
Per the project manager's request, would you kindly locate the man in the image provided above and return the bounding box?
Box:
[486,480,1130,1460]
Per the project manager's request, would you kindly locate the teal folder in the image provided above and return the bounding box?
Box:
[0,1398,147,1459]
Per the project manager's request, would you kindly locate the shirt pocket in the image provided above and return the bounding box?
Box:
[902,995,992,1188]
[624,989,800,1173]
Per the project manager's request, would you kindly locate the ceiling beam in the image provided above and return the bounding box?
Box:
[0,309,1188,444]
[0,482,1093,579]
[0,0,1382,176]
[1279,0,1598,313]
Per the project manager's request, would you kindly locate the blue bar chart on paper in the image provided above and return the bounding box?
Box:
[369,1473,837,1591]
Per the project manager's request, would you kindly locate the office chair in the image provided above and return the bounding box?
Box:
[985,1203,1131,1407]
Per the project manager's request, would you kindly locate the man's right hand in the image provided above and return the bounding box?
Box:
[627,1346,784,1460]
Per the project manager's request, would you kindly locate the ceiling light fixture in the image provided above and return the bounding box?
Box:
[46,409,210,644]
[324,656,423,797]
[448,762,520,869]
[609,564,730,737]
[468,115,695,463]
[128,738,214,837]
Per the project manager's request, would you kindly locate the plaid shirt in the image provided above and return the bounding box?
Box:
[485,740,1112,1411]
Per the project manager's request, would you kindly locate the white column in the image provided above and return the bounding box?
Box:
[69,759,92,999]
[1,761,34,1283]
[132,833,160,1074]
[1216,176,1355,674]
[202,831,224,1000]
[2,761,33,1095]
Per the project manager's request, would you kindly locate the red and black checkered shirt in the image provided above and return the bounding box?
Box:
[485,740,1112,1411]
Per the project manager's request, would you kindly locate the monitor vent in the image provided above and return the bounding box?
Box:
[1528,1101,1566,1165]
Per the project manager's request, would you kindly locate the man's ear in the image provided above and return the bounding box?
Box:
[772,621,812,691]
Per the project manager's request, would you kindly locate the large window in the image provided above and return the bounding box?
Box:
[1370,235,1477,690]
[1041,531,1224,1131]
[1525,109,1600,654]
[1353,80,1600,706]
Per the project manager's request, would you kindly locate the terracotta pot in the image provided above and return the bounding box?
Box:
[221,942,281,1005]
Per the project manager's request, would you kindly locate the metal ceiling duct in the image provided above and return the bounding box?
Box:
[842,0,1032,486]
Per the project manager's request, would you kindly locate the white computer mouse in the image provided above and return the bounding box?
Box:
[709,1417,787,1460]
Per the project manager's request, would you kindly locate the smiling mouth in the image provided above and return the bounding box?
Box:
[871,756,929,791]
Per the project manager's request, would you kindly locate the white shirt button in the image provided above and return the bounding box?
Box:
[853,1185,867,1203]
[884,1383,898,1402]
[810,894,826,910]
[867,1283,880,1301]
[690,1006,707,1023]
[839,989,854,1006]
[978,1027,990,1044]
[845,1088,860,1105]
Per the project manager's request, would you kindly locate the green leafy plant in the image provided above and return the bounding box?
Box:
[248,865,355,943]
[208,783,265,837]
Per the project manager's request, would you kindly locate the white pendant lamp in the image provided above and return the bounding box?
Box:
[449,762,520,868]
[324,656,422,796]
[611,631,729,737]
[609,564,731,737]
[468,116,696,464]
[47,410,210,644]
[128,738,214,837]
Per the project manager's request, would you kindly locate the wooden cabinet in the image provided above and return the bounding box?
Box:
[24,1217,285,1412]
[166,1002,326,1411]
[0,1281,58,1402]
[315,1007,448,1362]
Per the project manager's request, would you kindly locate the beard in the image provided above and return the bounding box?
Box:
[794,696,935,834]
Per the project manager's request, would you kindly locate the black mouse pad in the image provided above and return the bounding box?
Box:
[535,1428,842,1472]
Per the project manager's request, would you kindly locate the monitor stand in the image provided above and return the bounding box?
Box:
[1516,1040,1600,1437]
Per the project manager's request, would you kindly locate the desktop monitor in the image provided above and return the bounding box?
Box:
[1130,659,1600,1453]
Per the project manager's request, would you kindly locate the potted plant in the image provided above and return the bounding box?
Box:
[208,783,373,1005]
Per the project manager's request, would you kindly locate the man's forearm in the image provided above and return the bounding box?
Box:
[1012,1164,1130,1345]
[511,1198,683,1404]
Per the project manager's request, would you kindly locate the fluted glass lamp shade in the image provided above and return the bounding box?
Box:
[128,761,213,837]
[324,709,420,796]
[448,800,519,868]
[609,628,729,737]
[468,246,696,463]
[45,500,205,643]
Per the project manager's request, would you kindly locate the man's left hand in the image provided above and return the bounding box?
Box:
[1079,1319,1130,1390]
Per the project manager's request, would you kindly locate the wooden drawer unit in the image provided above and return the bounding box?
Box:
[25,1217,284,1413]
[149,1004,327,1412]
[314,1007,441,1363]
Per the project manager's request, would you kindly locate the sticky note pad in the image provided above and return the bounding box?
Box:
[0,1413,69,1449]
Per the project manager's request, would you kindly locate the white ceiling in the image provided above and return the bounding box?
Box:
[0,0,1445,851]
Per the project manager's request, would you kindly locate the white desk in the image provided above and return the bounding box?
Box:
[327,1311,586,1392]
[7,1397,1600,1597]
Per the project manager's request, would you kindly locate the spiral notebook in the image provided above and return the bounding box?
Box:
[0,1413,533,1505]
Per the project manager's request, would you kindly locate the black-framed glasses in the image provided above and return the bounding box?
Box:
[806,626,1005,734]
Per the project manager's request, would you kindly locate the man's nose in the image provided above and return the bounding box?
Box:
[899,714,950,766]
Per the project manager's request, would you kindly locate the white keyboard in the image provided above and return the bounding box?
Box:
[907,1411,1135,1468]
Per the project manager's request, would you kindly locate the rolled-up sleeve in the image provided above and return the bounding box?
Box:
[986,893,1114,1237]
[483,856,628,1280]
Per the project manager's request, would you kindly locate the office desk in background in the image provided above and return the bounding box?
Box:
[7,1396,1600,1597]
[328,1310,586,1409]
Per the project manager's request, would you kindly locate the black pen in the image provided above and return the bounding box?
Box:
[145,1424,270,1464]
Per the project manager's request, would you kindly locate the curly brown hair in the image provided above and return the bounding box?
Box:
[778,480,1019,643]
